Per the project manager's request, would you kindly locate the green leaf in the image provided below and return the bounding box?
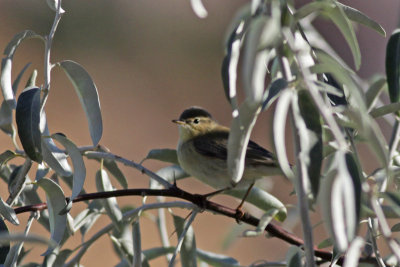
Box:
[243,209,279,237]
[323,2,361,70]
[365,77,387,110]
[95,169,122,230]
[345,153,362,229]
[16,87,42,162]
[294,1,334,21]
[36,178,67,256]
[337,3,385,37]
[59,60,103,146]
[142,148,179,165]
[1,30,43,109]
[51,133,86,209]
[0,219,10,264]
[132,220,142,267]
[172,215,197,267]
[370,102,400,118]
[0,150,18,167]
[386,29,400,108]
[297,90,323,199]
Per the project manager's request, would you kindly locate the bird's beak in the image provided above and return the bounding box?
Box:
[172,119,185,125]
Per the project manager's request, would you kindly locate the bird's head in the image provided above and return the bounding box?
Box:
[172,107,220,142]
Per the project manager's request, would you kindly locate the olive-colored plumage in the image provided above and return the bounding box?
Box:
[173,107,281,190]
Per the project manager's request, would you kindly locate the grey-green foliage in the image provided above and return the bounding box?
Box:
[0,0,399,266]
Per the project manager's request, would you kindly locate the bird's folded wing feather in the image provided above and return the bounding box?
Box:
[192,131,278,167]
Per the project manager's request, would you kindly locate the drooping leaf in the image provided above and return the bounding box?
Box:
[337,3,385,36]
[297,90,323,198]
[386,29,400,109]
[285,246,303,267]
[36,178,67,256]
[172,214,197,267]
[51,133,86,210]
[342,237,365,267]
[132,220,142,267]
[0,150,18,167]
[0,219,10,264]
[366,76,387,110]
[41,115,72,177]
[16,87,42,162]
[59,60,103,146]
[1,30,43,109]
[95,169,122,231]
[7,159,32,206]
[345,153,362,230]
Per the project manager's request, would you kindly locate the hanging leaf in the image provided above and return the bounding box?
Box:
[36,178,67,256]
[189,0,207,18]
[1,30,43,109]
[386,29,400,112]
[59,60,103,146]
[172,215,197,267]
[297,90,322,199]
[365,76,387,110]
[0,219,10,265]
[95,169,123,231]
[51,133,86,211]
[262,78,287,111]
[16,87,42,162]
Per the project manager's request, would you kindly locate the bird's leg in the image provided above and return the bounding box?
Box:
[235,183,255,222]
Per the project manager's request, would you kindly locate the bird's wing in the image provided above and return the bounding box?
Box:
[192,132,278,167]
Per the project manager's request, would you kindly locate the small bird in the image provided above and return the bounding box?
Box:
[172,107,282,200]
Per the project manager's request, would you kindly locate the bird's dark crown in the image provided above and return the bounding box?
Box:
[179,107,212,121]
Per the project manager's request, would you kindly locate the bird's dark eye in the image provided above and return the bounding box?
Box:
[193,118,200,124]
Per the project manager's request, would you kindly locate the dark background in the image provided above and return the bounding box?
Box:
[0,0,399,266]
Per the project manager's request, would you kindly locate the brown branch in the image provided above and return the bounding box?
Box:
[13,186,378,266]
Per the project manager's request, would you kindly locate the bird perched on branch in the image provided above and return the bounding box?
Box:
[172,106,282,206]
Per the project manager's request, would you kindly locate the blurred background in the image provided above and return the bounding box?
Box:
[0,0,399,266]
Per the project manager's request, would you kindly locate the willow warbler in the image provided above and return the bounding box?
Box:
[173,107,282,193]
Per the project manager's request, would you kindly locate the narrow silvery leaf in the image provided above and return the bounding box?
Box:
[1,30,42,109]
[0,150,17,166]
[273,89,294,180]
[370,101,400,118]
[190,0,207,18]
[103,159,127,189]
[294,1,333,21]
[51,133,86,206]
[46,0,65,13]
[0,63,31,136]
[365,77,386,111]
[227,100,261,184]
[243,11,280,102]
[16,87,42,162]
[0,198,19,225]
[41,116,72,177]
[345,153,362,224]
[7,159,32,206]
[95,169,122,230]
[142,148,179,165]
[317,238,333,249]
[337,3,385,37]
[132,220,142,267]
[196,249,240,266]
[59,60,103,146]
[297,90,322,199]
[323,2,361,70]
[225,187,286,222]
[0,219,10,264]
[386,29,400,108]
[53,249,73,267]
[36,178,67,256]
[171,214,197,267]
[343,237,365,267]
[0,233,56,247]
